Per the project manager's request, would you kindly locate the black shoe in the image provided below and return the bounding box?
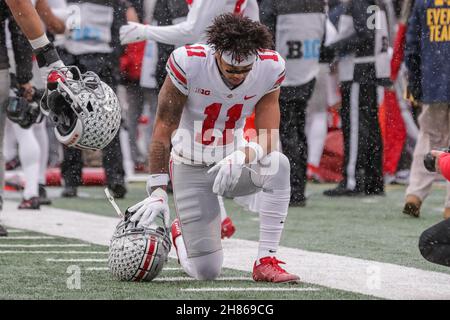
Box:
[62,186,78,198]
[365,190,385,196]
[5,156,20,170]
[290,195,306,207]
[109,184,127,199]
[403,195,422,218]
[38,184,52,205]
[18,197,40,210]
[0,224,7,237]
[290,199,306,207]
[323,186,362,197]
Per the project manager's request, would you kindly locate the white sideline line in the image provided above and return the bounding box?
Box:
[86,267,109,271]
[0,236,55,240]
[154,277,252,282]
[0,250,108,254]
[181,288,320,292]
[84,267,190,272]
[1,201,120,246]
[0,244,90,248]
[3,200,450,300]
[46,258,108,262]
[4,229,25,233]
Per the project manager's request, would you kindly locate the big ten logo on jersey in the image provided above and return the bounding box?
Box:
[286,39,321,60]
[194,88,211,96]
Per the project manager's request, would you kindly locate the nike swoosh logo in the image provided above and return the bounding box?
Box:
[244,95,256,100]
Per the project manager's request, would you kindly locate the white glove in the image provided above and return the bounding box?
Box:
[207,150,246,196]
[129,188,170,229]
[120,22,150,45]
[39,60,66,88]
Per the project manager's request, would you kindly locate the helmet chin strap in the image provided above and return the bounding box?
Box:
[104,188,124,218]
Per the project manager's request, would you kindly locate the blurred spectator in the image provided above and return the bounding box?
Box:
[120,0,259,45]
[148,0,189,170]
[419,149,450,267]
[120,4,148,172]
[305,15,341,184]
[419,216,450,267]
[306,58,341,183]
[0,1,34,233]
[260,0,327,206]
[58,0,129,198]
[3,0,66,210]
[403,0,450,218]
[324,0,391,197]
[153,0,189,88]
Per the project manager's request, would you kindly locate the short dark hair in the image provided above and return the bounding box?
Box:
[206,13,273,63]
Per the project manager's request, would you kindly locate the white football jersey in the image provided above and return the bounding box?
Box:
[166,44,285,165]
[142,0,259,46]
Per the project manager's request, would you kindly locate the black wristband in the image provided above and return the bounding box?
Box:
[34,43,61,68]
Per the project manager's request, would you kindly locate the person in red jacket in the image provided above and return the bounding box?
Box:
[419,149,450,267]
[431,150,450,184]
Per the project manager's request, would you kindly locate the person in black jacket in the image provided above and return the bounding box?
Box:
[153,0,189,89]
[0,2,34,235]
[419,218,450,267]
[58,0,129,199]
[260,0,326,206]
[324,0,391,197]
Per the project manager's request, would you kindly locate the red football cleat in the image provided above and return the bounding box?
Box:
[171,218,182,250]
[221,217,236,239]
[252,256,300,283]
[171,218,183,264]
[306,164,324,183]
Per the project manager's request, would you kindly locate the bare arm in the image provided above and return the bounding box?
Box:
[35,0,66,34]
[5,0,46,40]
[244,88,281,162]
[149,76,187,189]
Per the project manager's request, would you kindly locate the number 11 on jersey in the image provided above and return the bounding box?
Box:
[201,103,244,145]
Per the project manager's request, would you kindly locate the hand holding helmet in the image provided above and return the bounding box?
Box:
[4,79,44,129]
[105,189,171,282]
[40,66,122,151]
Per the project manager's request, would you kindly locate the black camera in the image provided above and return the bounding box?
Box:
[5,86,45,129]
[424,148,450,172]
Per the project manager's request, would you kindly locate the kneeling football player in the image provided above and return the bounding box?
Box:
[129,13,299,283]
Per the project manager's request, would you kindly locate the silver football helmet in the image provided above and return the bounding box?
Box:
[108,204,171,282]
[41,66,121,150]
